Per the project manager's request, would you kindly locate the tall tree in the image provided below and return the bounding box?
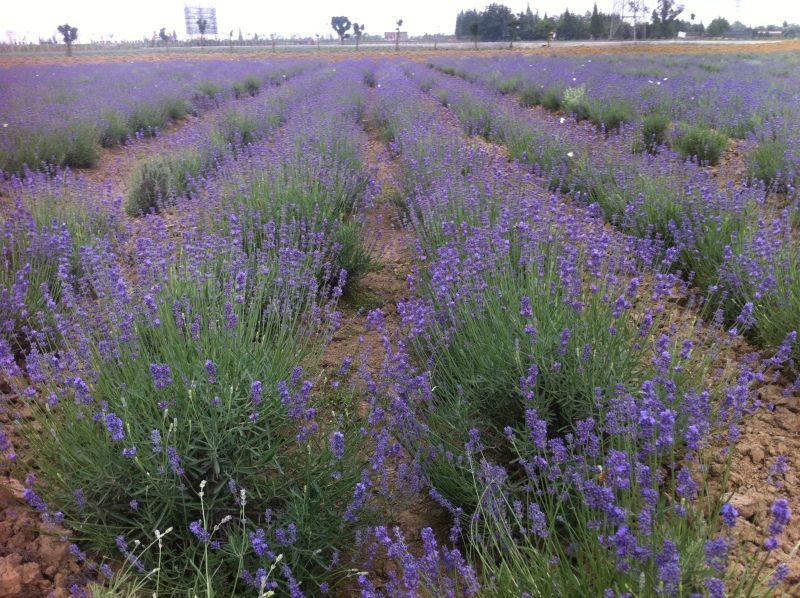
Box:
[480,3,514,41]
[158,27,169,45]
[331,16,352,44]
[57,23,78,56]
[628,1,648,40]
[706,17,731,37]
[509,16,521,47]
[469,21,480,48]
[590,3,603,38]
[653,0,684,37]
[197,18,207,48]
[456,9,480,39]
[353,22,365,49]
[395,19,403,51]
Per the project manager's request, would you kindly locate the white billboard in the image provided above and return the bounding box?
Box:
[185,6,218,35]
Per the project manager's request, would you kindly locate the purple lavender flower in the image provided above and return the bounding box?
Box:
[249,528,273,558]
[23,487,47,511]
[655,540,681,595]
[330,431,345,460]
[276,523,297,546]
[167,447,184,476]
[149,363,173,389]
[105,413,125,441]
[767,499,791,547]
[189,520,211,544]
[68,544,87,562]
[150,429,162,453]
[205,359,217,384]
[705,578,725,598]
[721,502,738,527]
[704,537,728,572]
[520,295,533,318]
[250,380,262,406]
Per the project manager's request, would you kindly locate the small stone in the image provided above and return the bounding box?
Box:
[729,492,758,520]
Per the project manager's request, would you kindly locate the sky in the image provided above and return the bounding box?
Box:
[5,0,800,43]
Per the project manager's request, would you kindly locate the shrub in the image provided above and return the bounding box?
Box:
[433,88,449,108]
[332,220,374,294]
[638,112,670,153]
[213,109,260,150]
[747,140,794,193]
[363,69,377,88]
[589,99,634,133]
[540,87,563,111]
[453,96,494,139]
[126,158,173,215]
[419,77,436,93]
[232,76,261,99]
[160,97,189,122]
[129,104,165,136]
[519,85,542,107]
[562,85,591,121]
[497,76,522,95]
[10,231,369,595]
[126,152,203,216]
[674,125,728,166]
[0,216,70,354]
[61,124,101,168]
[504,126,574,192]
[195,82,225,107]
[99,111,130,147]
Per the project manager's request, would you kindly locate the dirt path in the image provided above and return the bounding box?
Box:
[316,94,455,593]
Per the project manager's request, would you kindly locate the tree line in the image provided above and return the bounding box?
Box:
[454,1,772,42]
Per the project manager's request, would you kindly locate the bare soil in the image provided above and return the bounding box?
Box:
[2,39,799,68]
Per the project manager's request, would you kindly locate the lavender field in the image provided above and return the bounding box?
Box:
[1,49,799,597]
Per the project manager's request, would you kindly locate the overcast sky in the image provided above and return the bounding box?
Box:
[6,0,799,42]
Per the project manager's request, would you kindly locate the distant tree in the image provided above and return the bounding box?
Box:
[590,3,603,38]
[480,4,514,41]
[518,5,541,40]
[395,19,403,51]
[706,17,731,37]
[509,16,521,48]
[469,20,480,48]
[652,0,684,37]
[331,16,352,44]
[158,27,169,45]
[353,23,365,49]
[270,33,276,50]
[229,29,234,51]
[197,18,207,48]
[628,1,648,40]
[57,23,78,56]
[556,9,589,40]
[456,9,480,39]
[238,29,244,43]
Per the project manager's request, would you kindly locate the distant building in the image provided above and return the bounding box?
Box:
[384,31,409,41]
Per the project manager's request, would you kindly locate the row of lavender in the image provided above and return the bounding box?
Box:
[0,61,418,595]
[1,63,326,355]
[413,59,800,364]
[360,60,797,596]
[429,52,800,193]
[0,59,308,174]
